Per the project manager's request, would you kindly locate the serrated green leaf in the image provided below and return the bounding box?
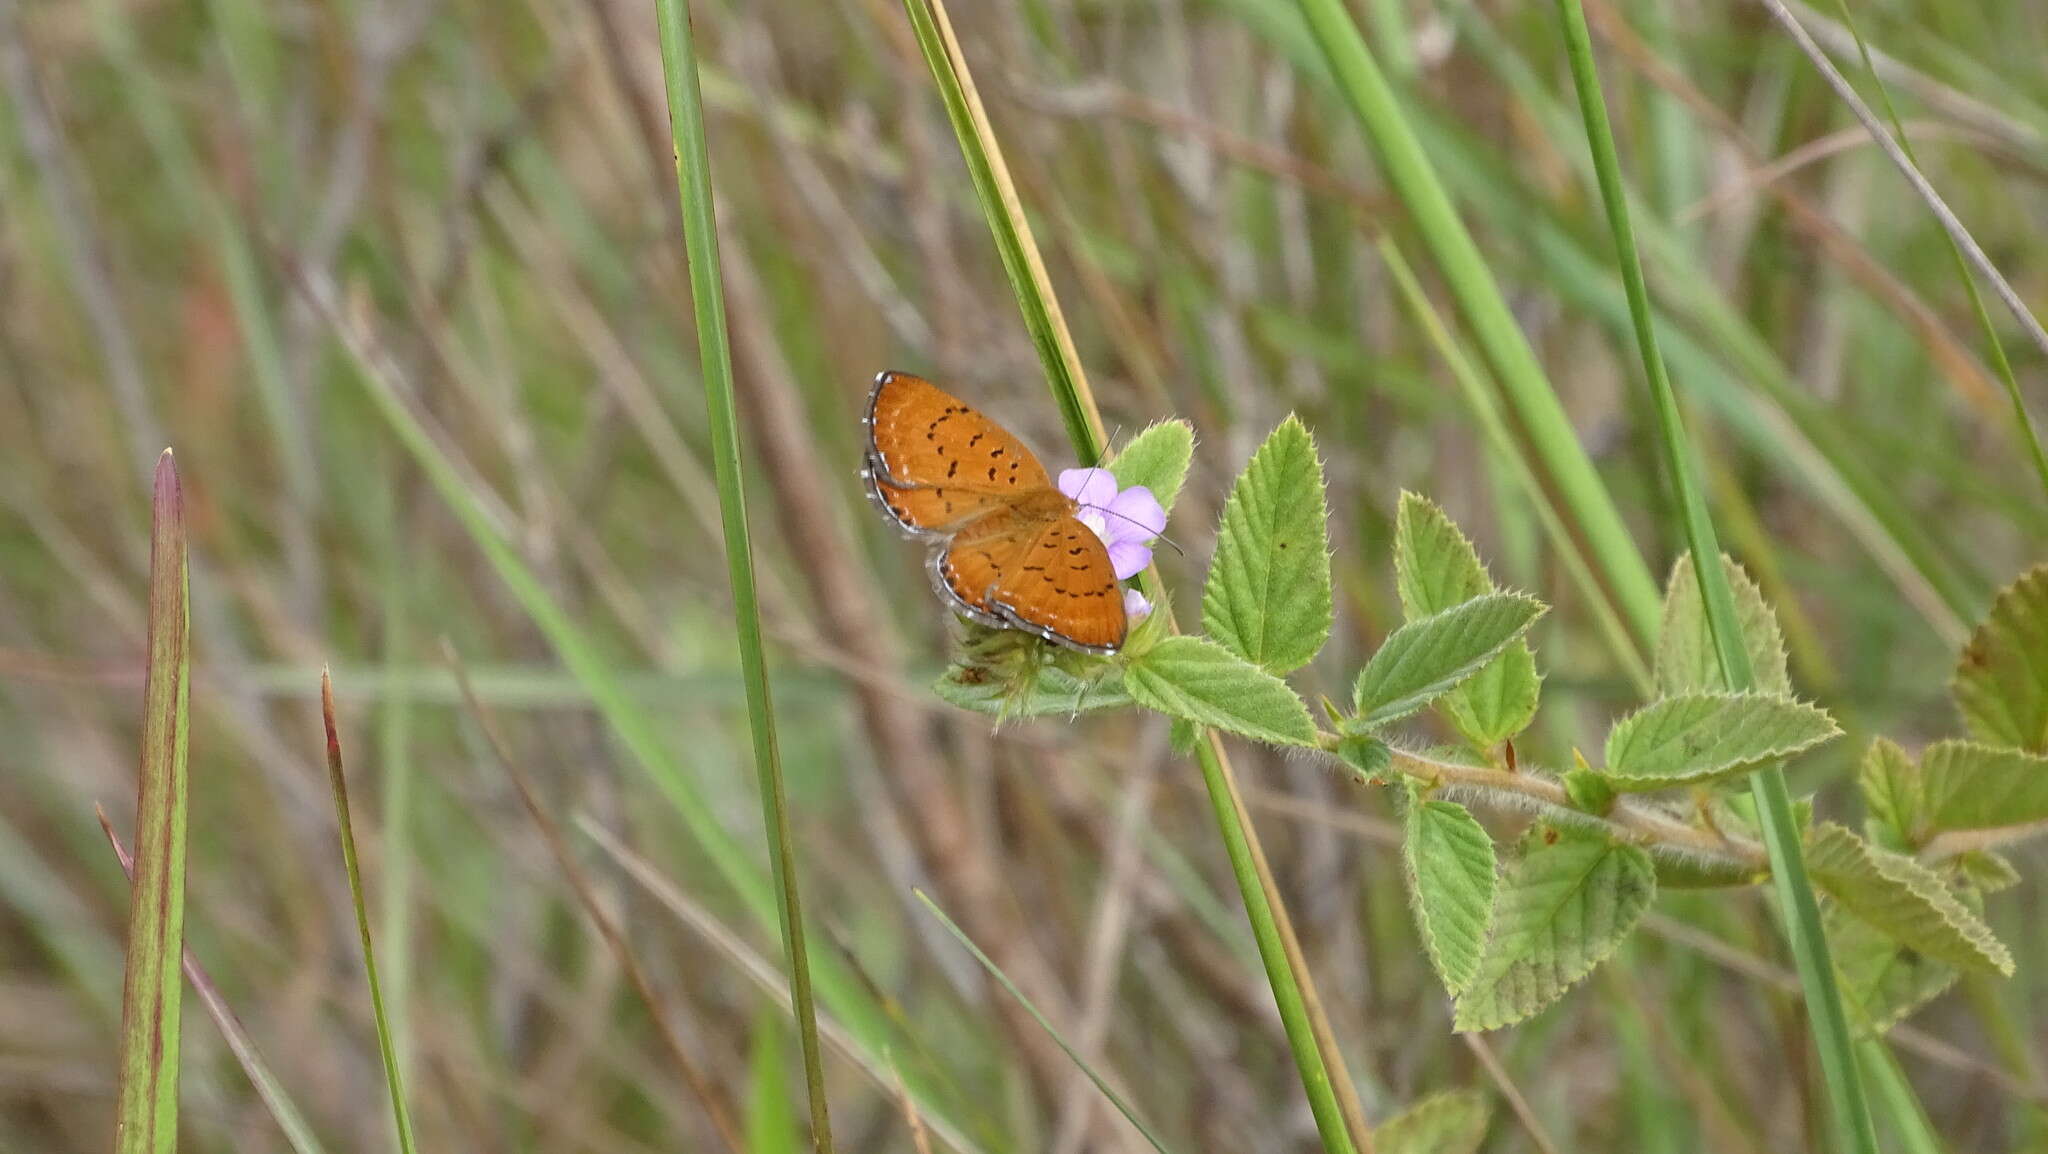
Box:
[1438,643,1541,748]
[1656,554,1790,697]
[1352,594,1545,729]
[1861,739,2048,846]
[1826,904,1957,1035]
[1374,1089,1492,1154]
[1953,565,2048,752]
[1394,493,1541,746]
[1108,419,1195,515]
[1453,830,1654,1031]
[1203,416,1331,673]
[1601,693,1838,791]
[1336,733,1392,782]
[1404,793,1496,995]
[1168,717,1201,755]
[1858,738,1920,850]
[1918,741,2048,835]
[1562,766,1617,815]
[1395,491,1491,614]
[1806,824,2012,975]
[1953,850,2021,894]
[1124,636,1316,747]
[933,664,1133,718]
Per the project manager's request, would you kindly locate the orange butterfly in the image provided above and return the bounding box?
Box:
[862,371,1148,655]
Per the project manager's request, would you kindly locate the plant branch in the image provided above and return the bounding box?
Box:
[1323,734,1768,872]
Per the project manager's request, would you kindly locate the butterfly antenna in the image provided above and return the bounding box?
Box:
[1087,425,1125,469]
[1095,504,1187,557]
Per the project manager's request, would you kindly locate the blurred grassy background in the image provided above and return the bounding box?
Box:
[1,0,2044,1149]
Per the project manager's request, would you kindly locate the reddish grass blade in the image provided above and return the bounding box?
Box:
[98,808,331,1154]
[320,669,419,1154]
[113,449,191,1154]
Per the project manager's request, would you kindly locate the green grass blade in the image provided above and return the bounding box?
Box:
[375,472,416,1104]
[897,0,1105,458]
[649,3,834,1146]
[319,671,418,1154]
[1547,5,1876,1150]
[113,449,191,1154]
[1820,0,2048,504]
[1291,0,1661,645]
[98,811,331,1154]
[915,891,1178,1154]
[1859,1038,1946,1154]
[899,3,1368,1147]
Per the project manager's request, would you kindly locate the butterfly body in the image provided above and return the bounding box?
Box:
[862,371,1127,654]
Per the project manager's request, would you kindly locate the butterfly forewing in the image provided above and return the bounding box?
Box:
[866,459,1008,537]
[989,516,1126,654]
[866,372,1053,495]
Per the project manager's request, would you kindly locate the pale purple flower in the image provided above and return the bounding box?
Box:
[1123,588,1153,623]
[1058,467,1166,581]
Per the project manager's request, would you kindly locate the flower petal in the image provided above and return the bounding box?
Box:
[1107,541,1153,581]
[1058,467,1119,510]
[1122,588,1152,621]
[1102,485,1166,545]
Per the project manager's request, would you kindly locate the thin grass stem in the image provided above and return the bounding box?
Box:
[445,650,748,1153]
[915,891,1177,1154]
[895,2,1370,1147]
[1753,0,2048,377]
[650,1,835,1146]
[1547,3,1876,1149]
[319,670,419,1154]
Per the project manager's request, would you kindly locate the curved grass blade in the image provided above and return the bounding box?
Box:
[651,0,834,1145]
[113,450,191,1154]
[1819,1,2048,503]
[1547,3,1875,1147]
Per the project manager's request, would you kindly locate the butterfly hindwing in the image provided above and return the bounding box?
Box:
[930,510,1033,627]
[989,516,1126,654]
[866,372,1053,494]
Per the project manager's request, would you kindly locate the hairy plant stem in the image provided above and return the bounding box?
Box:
[1324,734,1768,871]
